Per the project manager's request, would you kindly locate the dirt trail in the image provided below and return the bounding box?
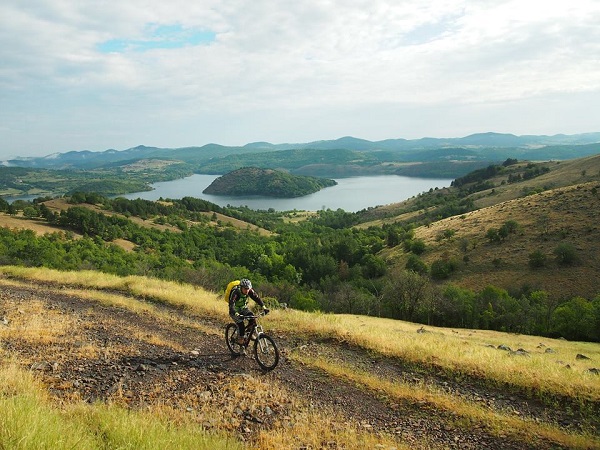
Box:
[0,280,595,449]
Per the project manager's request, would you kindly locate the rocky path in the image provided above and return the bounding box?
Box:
[1,281,597,449]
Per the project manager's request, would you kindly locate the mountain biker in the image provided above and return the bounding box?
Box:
[228,278,269,344]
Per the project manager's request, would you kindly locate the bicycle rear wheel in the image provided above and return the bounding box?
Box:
[225,323,243,356]
[253,334,279,370]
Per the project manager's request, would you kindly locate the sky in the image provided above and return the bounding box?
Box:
[1,0,600,159]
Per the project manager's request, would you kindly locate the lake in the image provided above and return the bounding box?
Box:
[119,174,453,212]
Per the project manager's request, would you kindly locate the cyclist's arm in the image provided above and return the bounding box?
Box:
[248,289,265,308]
[229,289,239,316]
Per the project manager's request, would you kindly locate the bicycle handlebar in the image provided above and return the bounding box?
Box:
[241,310,269,320]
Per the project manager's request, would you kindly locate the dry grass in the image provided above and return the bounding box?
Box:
[162,373,408,450]
[0,363,241,450]
[0,266,225,319]
[202,211,274,236]
[357,155,600,300]
[2,266,599,448]
[290,353,599,450]
[404,181,600,299]
[0,212,80,237]
[281,210,318,223]
[0,295,76,345]
[472,156,600,209]
[2,266,599,405]
[275,310,600,403]
[41,198,273,236]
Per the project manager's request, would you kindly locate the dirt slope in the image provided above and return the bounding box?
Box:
[1,277,595,449]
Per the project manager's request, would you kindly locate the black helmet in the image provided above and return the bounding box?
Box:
[240,278,252,289]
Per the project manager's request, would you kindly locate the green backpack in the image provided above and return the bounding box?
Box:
[223,280,240,302]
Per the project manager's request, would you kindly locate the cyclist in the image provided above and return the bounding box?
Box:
[228,278,269,344]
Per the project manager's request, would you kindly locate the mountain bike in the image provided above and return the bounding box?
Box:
[225,311,279,371]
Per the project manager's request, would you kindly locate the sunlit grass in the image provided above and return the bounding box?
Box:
[0,266,226,318]
[2,265,599,404]
[290,352,600,450]
[0,362,240,450]
[268,307,600,403]
[0,297,76,345]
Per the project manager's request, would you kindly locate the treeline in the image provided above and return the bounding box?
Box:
[1,193,599,342]
[452,159,550,191]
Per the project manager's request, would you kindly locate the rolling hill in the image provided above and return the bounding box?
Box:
[361,154,600,300]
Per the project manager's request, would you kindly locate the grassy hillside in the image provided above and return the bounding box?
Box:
[356,154,600,223]
[411,182,600,298]
[1,266,599,449]
[357,154,600,300]
[0,161,193,198]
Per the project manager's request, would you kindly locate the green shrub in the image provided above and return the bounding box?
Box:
[405,254,428,275]
[430,258,457,280]
[528,250,546,268]
[553,243,578,266]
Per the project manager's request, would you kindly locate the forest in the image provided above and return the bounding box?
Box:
[1,182,598,343]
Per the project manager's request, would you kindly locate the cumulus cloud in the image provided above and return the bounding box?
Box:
[1,0,600,156]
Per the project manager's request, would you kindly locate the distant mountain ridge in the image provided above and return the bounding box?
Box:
[4,132,600,171]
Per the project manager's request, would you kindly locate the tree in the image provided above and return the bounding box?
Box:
[405,254,428,275]
[527,290,556,335]
[476,285,513,330]
[486,228,501,243]
[382,269,432,321]
[551,297,596,341]
[553,243,578,266]
[23,206,39,219]
[430,258,457,280]
[440,284,476,328]
[528,250,546,268]
[0,197,9,212]
[361,254,387,279]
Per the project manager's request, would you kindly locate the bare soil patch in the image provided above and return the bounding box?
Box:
[0,213,80,237]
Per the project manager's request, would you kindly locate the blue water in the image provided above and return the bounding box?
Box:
[118,174,453,212]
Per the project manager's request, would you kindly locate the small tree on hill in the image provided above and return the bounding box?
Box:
[406,254,428,275]
[430,258,457,280]
[528,250,546,268]
[553,243,578,266]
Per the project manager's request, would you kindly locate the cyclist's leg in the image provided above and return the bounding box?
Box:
[239,308,254,340]
[230,311,246,342]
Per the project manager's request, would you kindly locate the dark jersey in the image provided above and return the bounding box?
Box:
[229,286,264,315]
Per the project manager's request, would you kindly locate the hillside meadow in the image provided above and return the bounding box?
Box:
[359,154,600,302]
[406,181,600,299]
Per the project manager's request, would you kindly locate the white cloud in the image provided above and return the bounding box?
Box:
[1,0,600,157]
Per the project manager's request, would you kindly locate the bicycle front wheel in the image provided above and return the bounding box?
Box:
[225,323,243,356]
[253,334,279,371]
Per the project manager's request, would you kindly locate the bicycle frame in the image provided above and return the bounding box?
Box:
[225,311,279,370]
